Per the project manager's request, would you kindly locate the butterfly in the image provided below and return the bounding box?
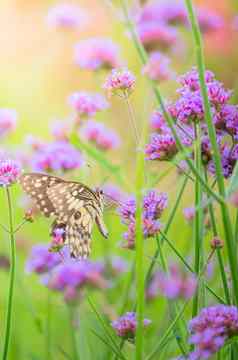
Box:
[19,173,108,259]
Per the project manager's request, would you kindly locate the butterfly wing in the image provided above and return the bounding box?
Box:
[47,182,104,259]
[19,173,64,217]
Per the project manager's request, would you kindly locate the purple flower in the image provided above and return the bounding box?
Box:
[43,260,107,302]
[50,120,71,141]
[111,312,151,340]
[137,21,178,51]
[188,305,238,359]
[220,104,238,138]
[178,67,215,92]
[150,109,171,133]
[196,8,224,33]
[46,3,88,29]
[101,183,127,204]
[118,196,136,223]
[142,52,174,82]
[145,133,178,160]
[0,159,21,186]
[68,91,109,117]
[143,190,168,219]
[80,120,120,150]
[110,256,128,274]
[147,264,197,300]
[174,90,204,123]
[103,68,136,95]
[183,206,195,222]
[74,38,121,71]
[31,141,84,172]
[0,109,17,138]
[233,15,238,30]
[26,244,62,274]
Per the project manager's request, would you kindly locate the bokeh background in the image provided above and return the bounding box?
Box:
[0,0,238,359]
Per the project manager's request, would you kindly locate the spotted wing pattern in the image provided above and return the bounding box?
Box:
[19,173,108,259]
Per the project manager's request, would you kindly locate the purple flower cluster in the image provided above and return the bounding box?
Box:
[118,190,168,248]
[68,91,109,117]
[111,312,151,340]
[31,141,84,172]
[103,68,136,96]
[80,120,120,151]
[0,159,21,186]
[26,244,62,274]
[142,52,174,82]
[146,67,238,178]
[74,38,121,71]
[101,183,127,204]
[147,264,197,300]
[43,260,107,302]
[46,3,87,29]
[0,109,17,138]
[188,305,238,359]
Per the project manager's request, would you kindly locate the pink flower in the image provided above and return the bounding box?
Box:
[0,159,21,187]
[183,206,195,222]
[80,120,120,150]
[68,91,109,117]
[145,133,178,161]
[46,2,87,29]
[74,38,121,71]
[0,109,17,138]
[112,312,151,340]
[143,51,174,82]
[103,68,136,95]
[50,120,71,141]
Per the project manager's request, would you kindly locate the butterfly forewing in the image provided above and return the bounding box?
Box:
[19,173,108,259]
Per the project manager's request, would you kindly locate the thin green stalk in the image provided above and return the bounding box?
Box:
[68,307,79,360]
[184,0,238,306]
[192,122,203,317]
[46,292,52,360]
[124,92,140,145]
[234,209,238,245]
[145,175,189,285]
[2,187,16,360]
[135,135,145,360]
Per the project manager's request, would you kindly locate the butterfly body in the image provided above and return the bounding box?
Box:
[19,173,108,259]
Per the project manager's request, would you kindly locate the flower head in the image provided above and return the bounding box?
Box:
[31,141,84,172]
[147,264,197,300]
[188,305,238,359]
[137,21,178,51]
[50,120,71,141]
[111,312,151,340]
[80,120,120,151]
[74,38,121,71]
[103,68,136,96]
[145,133,177,161]
[0,159,21,186]
[196,8,223,33]
[26,244,62,274]
[0,109,17,138]
[46,3,87,29]
[143,52,173,82]
[68,91,109,117]
[43,260,107,302]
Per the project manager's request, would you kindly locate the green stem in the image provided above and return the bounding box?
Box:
[2,187,16,360]
[192,122,203,317]
[184,0,238,306]
[145,175,189,285]
[46,292,52,360]
[124,93,140,145]
[68,307,79,360]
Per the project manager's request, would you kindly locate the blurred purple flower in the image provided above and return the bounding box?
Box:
[145,133,177,160]
[112,312,151,340]
[74,38,121,71]
[43,260,107,302]
[0,109,17,138]
[68,91,109,117]
[183,206,195,222]
[137,21,178,51]
[188,305,238,359]
[147,264,197,300]
[143,51,174,82]
[233,15,238,30]
[110,256,128,274]
[80,120,120,150]
[0,159,21,187]
[196,7,224,33]
[101,183,127,204]
[31,141,84,172]
[50,120,71,141]
[103,68,135,96]
[46,2,87,29]
[26,244,62,274]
